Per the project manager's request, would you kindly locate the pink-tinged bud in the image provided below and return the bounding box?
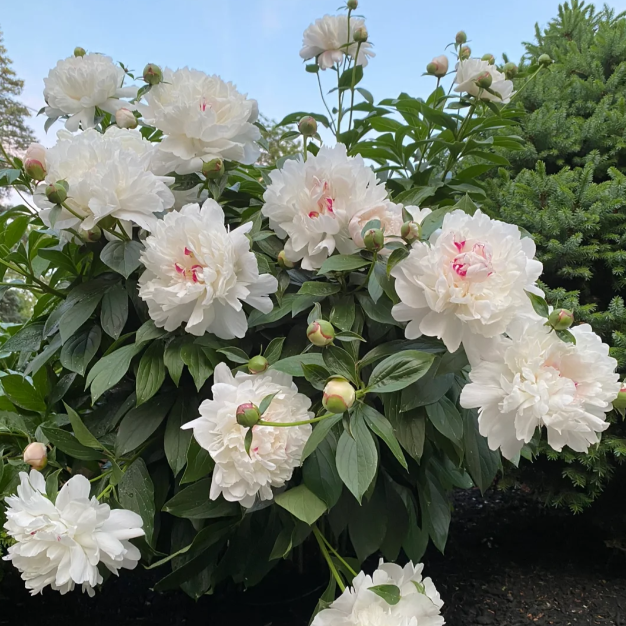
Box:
[460,46,471,60]
[115,107,138,129]
[248,355,269,375]
[347,0,358,9]
[23,442,47,471]
[277,250,295,269]
[24,143,47,180]
[236,402,261,427]
[143,63,163,85]
[456,31,467,45]
[307,319,335,347]
[475,71,493,89]
[426,55,449,77]
[481,53,495,65]
[298,116,318,137]
[613,387,626,410]
[74,47,86,57]
[45,180,69,205]
[401,220,420,242]
[353,25,368,43]
[80,226,102,243]
[364,228,384,251]
[548,309,574,331]
[202,158,224,178]
[503,62,518,79]
[322,378,356,414]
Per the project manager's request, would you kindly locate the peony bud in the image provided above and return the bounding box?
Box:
[613,387,626,410]
[306,63,320,73]
[353,26,368,43]
[115,107,138,129]
[45,180,69,205]
[455,31,467,45]
[80,226,102,243]
[23,442,47,471]
[475,71,493,89]
[460,46,471,60]
[277,250,295,269]
[248,355,269,375]
[481,53,495,65]
[323,378,356,414]
[426,55,449,78]
[538,54,552,67]
[143,63,163,85]
[503,62,518,79]
[24,143,47,180]
[74,47,86,57]
[298,116,318,137]
[347,0,358,8]
[401,220,420,243]
[236,402,261,428]
[363,228,384,251]
[202,158,224,178]
[307,319,335,347]
[548,309,574,331]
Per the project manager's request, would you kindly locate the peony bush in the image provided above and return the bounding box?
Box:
[0,2,622,621]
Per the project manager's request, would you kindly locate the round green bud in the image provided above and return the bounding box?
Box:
[305,63,320,74]
[401,220,421,243]
[455,31,467,45]
[277,250,295,269]
[426,62,438,75]
[475,71,493,89]
[460,45,471,60]
[202,158,224,178]
[322,378,356,414]
[298,116,318,137]
[548,309,574,331]
[481,53,495,65]
[307,319,335,347]
[74,47,86,57]
[347,0,358,9]
[613,387,626,411]
[45,181,69,205]
[143,63,163,85]
[503,62,518,79]
[80,226,102,243]
[248,355,269,375]
[538,54,552,67]
[353,25,368,43]
[236,402,261,428]
[363,228,385,252]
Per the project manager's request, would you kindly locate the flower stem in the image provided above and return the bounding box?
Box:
[256,413,335,428]
[504,65,544,108]
[313,526,346,592]
[303,136,308,162]
[348,42,362,133]
[317,530,357,577]
[317,73,337,134]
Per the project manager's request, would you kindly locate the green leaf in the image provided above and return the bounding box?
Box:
[338,65,363,89]
[274,484,327,525]
[136,341,166,406]
[302,363,331,390]
[100,283,128,340]
[303,434,342,508]
[64,402,102,450]
[386,247,409,276]
[425,396,464,445]
[59,325,101,376]
[100,240,144,278]
[323,345,358,384]
[40,425,103,461]
[1,322,44,354]
[263,337,285,364]
[216,347,249,364]
[360,405,407,469]
[369,584,401,605]
[384,394,426,460]
[355,293,400,327]
[164,337,185,386]
[162,479,240,519]
[556,329,576,344]
[164,394,197,476]
[181,438,215,484]
[4,215,30,248]
[259,392,278,415]
[417,470,450,552]
[302,414,343,461]
[181,343,215,391]
[248,294,296,328]
[298,282,342,297]
[330,296,355,331]
[1,375,46,412]
[59,290,103,343]
[367,350,434,393]
[86,344,141,403]
[136,320,167,344]
[118,459,155,545]
[318,255,370,275]
[271,353,325,377]
[462,409,500,493]
[525,291,549,318]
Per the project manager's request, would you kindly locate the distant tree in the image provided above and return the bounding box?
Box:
[257,114,300,167]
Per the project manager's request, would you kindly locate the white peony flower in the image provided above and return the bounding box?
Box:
[137,67,260,174]
[391,209,543,363]
[182,362,313,508]
[4,470,143,596]
[454,58,514,103]
[312,559,444,626]
[43,54,137,132]
[34,128,174,238]
[460,318,621,461]
[349,203,432,251]
[262,144,390,270]
[300,15,375,70]
[138,199,278,339]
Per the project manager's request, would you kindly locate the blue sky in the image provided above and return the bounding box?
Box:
[3,0,626,146]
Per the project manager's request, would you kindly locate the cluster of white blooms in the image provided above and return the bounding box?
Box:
[454,58,514,103]
[4,471,143,596]
[312,560,444,626]
[182,363,313,508]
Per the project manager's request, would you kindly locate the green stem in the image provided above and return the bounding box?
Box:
[441,98,478,180]
[0,258,66,299]
[317,72,337,134]
[313,526,346,592]
[348,42,362,133]
[97,483,115,501]
[0,282,43,292]
[257,413,335,428]
[89,469,113,483]
[303,136,308,162]
[336,66,343,138]
[503,65,544,108]
[318,531,357,577]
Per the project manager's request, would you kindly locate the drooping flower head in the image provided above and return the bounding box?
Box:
[4,470,144,596]
[43,54,137,131]
[312,559,444,626]
[34,128,174,238]
[391,209,543,363]
[182,363,313,508]
[454,58,514,103]
[262,144,391,270]
[460,318,621,461]
[300,15,375,70]
[138,199,278,339]
[137,68,260,174]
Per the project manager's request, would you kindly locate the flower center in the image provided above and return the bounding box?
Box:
[308,177,336,219]
[451,238,493,282]
[199,97,211,112]
[174,247,204,283]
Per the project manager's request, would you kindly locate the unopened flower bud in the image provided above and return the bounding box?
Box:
[481,53,495,65]
[298,116,318,137]
[353,26,368,43]
[347,0,358,8]
[80,226,102,243]
[363,228,384,251]
[475,71,493,89]
[426,55,449,77]
[455,31,467,45]
[502,62,518,79]
[45,180,69,205]
[306,63,320,73]
[236,402,261,428]
[202,158,224,178]
[538,54,552,67]
[460,46,471,60]
[277,250,295,269]
[323,378,356,414]
[401,220,420,242]
[248,355,269,375]
[24,143,47,180]
[74,47,86,57]
[613,387,626,410]
[548,309,574,331]
[115,107,137,129]
[143,63,163,85]
[307,319,335,347]
[23,442,47,471]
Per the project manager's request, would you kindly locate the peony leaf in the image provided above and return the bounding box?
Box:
[303,433,342,508]
[259,392,278,415]
[86,344,142,403]
[164,394,197,476]
[216,347,249,364]
[318,255,370,275]
[323,345,358,385]
[525,290,550,318]
[367,350,434,393]
[100,240,144,278]
[40,425,103,461]
[271,353,325,377]
[360,404,407,470]
[262,337,285,364]
[244,427,253,457]
[369,584,401,605]
[119,459,155,545]
[461,409,501,494]
[274,484,327,525]
[59,325,101,376]
[181,438,215,484]
[386,247,410,276]
[298,281,342,297]
[1,375,46,413]
[100,283,128,340]
[302,413,343,461]
[63,402,103,450]
[556,328,576,344]
[162,478,239,519]
[425,396,464,445]
[136,340,166,406]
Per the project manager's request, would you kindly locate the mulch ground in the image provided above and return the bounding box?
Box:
[2,487,624,625]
